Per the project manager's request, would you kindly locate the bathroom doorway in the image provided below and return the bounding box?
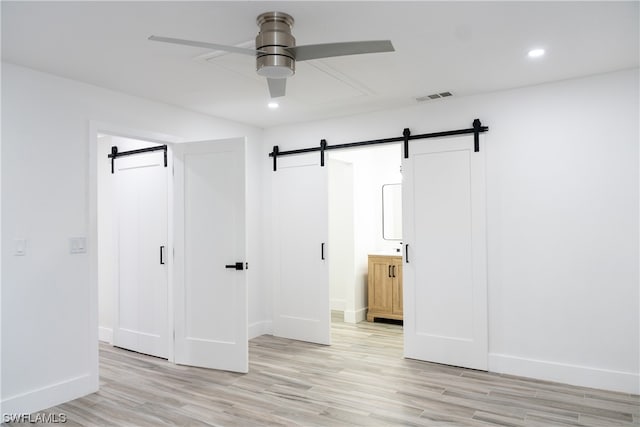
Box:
[327,144,403,334]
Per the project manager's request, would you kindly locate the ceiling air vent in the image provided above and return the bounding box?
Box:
[416,91,453,102]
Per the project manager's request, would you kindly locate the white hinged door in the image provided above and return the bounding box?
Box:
[173,137,248,372]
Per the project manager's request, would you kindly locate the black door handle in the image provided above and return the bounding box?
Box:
[405,244,409,263]
[321,243,325,260]
[160,246,165,265]
[225,262,244,271]
[388,265,392,278]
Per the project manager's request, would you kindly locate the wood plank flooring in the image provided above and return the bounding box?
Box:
[38,315,638,426]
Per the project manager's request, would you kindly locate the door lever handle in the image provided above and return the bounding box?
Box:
[225,262,244,271]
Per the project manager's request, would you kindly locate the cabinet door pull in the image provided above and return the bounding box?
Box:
[392,265,396,278]
[405,244,409,263]
[388,265,392,278]
[160,246,165,265]
[321,242,325,260]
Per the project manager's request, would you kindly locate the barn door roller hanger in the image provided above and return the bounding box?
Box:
[268,119,488,171]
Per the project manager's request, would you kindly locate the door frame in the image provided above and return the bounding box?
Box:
[88,121,183,375]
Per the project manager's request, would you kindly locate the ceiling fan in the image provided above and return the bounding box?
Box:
[149,11,394,98]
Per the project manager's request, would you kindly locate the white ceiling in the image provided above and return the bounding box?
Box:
[2,1,638,128]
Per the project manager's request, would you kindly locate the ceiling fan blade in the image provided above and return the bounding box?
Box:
[267,78,287,98]
[148,35,264,56]
[286,40,394,62]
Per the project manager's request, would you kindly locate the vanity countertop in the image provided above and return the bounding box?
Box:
[369,250,402,257]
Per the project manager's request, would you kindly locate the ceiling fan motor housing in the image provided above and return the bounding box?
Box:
[255,12,296,79]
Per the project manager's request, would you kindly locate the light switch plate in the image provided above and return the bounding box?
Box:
[14,239,27,256]
[70,237,86,254]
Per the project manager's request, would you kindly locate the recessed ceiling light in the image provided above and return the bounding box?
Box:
[268,102,279,109]
[528,48,545,58]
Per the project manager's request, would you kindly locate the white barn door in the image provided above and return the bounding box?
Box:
[173,138,248,372]
[113,150,169,358]
[402,135,488,370]
[273,153,330,345]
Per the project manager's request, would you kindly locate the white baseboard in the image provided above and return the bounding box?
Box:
[249,320,273,339]
[1,374,96,417]
[104,322,272,344]
[344,307,367,324]
[98,327,113,343]
[489,353,640,394]
[330,299,345,311]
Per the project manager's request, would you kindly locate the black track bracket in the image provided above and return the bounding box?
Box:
[320,139,327,167]
[272,145,280,171]
[403,128,411,159]
[473,119,482,152]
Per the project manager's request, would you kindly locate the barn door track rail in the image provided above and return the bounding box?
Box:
[108,145,168,174]
[268,119,488,171]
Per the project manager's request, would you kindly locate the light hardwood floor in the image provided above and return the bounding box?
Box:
[38,315,638,426]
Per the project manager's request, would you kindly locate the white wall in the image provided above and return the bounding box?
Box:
[97,134,115,343]
[328,159,354,313]
[263,68,639,393]
[1,62,266,415]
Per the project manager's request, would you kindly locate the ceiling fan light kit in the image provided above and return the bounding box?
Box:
[255,12,296,79]
[149,11,395,99]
